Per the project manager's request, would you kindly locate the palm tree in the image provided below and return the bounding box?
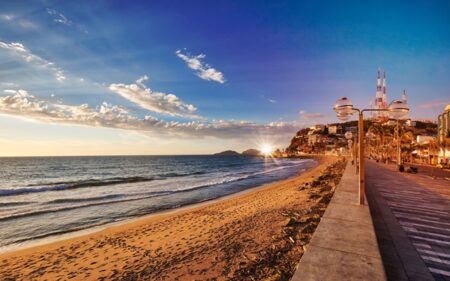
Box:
[439,129,449,164]
[427,138,439,165]
[368,124,384,161]
[400,130,414,163]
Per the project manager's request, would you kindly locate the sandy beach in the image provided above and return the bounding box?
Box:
[0,156,346,281]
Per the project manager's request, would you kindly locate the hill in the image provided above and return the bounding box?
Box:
[241,149,261,156]
[213,150,241,156]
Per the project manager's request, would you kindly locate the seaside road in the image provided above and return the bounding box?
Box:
[365,160,450,281]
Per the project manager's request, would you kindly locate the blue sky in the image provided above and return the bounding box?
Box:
[0,0,449,156]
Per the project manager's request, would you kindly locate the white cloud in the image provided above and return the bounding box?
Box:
[0,14,39,30]
[46,8,72,26]
[0,41,66,82]
[17,20,39,30]
[109,75,200,119]
[417,99,449,109]
[1,82,18,87]
[176,50,225,84]
[0,89,298,139]
[261,95,276,103]
[46,8,88,33]
[299,110,325,120]
[0,14,14,21]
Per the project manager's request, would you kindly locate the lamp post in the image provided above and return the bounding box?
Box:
[345,131,354,168]
[334,97,409,205]
[389,100,410,171]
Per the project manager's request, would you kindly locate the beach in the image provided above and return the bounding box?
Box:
[0,156,346,281]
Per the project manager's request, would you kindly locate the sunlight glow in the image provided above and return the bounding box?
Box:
[260,143,273,156]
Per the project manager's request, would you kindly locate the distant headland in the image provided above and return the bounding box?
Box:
[213,149,262,156]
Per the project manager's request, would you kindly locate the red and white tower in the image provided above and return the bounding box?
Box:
[382,71,387,109]
[376,68,382,109]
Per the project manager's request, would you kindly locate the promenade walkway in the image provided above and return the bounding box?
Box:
[366,160,450,281]
[292,161,386,280]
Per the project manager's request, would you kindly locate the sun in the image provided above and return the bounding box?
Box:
[260,143,273,156]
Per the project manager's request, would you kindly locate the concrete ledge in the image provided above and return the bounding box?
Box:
[291,162,386,281]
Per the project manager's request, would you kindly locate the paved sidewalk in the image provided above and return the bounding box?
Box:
[292,161,386,280]
[378,162,450,200]
[366,160,450,281]
[401,163,450,180]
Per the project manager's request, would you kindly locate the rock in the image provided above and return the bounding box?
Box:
[286,218,301,227]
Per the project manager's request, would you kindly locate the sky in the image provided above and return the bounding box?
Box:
[0,0,449,156]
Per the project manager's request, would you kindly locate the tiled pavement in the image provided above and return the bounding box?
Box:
[366,160,450,281]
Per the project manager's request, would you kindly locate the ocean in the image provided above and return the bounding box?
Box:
[0,155,315,251]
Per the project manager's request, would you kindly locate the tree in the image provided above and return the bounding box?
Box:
[427,138,439,165]
[439,129,449,164]
[400,131,415,163]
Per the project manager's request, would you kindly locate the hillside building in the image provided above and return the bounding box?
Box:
[438,104,450,163]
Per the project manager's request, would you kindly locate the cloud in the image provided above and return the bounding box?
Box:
[260,95,276,103]
[0,14,14,21]
[0,41,66,82]
[109,75,200,119]
[1,82,18,87]
[46,8,88,33]
[46,8,72,26]
[176,50,225,83]
[417,99,449,110]
[0,89,298,139]
[0,14,39,30]
[299,110,325,120]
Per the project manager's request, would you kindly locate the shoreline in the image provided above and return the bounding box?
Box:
[1,155,345,281]
[0,158,318,255]
[0,159,315,255]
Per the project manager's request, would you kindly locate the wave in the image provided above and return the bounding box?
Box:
[0,171,207,197]
[0,201,36,208]
[47,194,125,204]
[166,161,308,193]
[0,191,173,222]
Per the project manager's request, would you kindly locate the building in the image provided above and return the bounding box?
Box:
[416,135,435,144]
[309,124,325,132]
[385,119,396,126]
[438,104,450,163]
[346,126,357,135]
[405,119,416,127]
[328,124,343,135]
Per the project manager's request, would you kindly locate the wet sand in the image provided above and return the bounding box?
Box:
[0,156,346,281]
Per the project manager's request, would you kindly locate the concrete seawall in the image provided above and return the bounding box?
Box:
[291,161,386,280]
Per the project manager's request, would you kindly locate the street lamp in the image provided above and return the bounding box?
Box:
[389,100,410,170]
[345,131,355,168]
[333,97,409,205]
[388,100,409,119]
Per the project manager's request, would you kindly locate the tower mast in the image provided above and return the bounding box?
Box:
[382,71,387,110]
[376,68,382,109]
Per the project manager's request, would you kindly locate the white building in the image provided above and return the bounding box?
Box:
[438,104,450,163]
[416,135,435,144]
[328,124,342,135]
